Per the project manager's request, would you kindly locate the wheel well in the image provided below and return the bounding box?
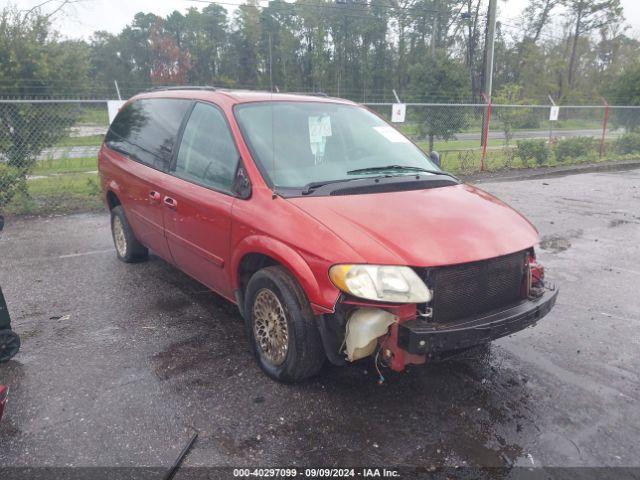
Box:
[106,191,121,210]
[238,253,280,295]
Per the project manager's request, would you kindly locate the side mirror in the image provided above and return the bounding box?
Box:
[429,151,441,168]
[233,164,252,200]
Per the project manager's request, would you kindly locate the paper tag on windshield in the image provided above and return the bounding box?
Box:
[373,126,410,143]
[309,116,332,143]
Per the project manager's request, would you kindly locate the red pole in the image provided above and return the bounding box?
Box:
[481,93,492,171]
[600,97,610,159]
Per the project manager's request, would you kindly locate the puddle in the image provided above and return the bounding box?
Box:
[540,235,572,253]
[540,229,583,253]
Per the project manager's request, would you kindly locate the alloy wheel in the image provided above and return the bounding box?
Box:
[112,216,127,257]
[252,288,289,366]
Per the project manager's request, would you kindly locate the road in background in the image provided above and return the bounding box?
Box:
[0,168,639,469]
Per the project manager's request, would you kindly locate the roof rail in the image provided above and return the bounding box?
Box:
[145,85,216,92]
[289,92,330,98]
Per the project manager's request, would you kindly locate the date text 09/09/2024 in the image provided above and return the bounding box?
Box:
[232,468,400,477]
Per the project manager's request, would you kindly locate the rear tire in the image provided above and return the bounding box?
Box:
[244,266,325,383]
[110,206,148,263]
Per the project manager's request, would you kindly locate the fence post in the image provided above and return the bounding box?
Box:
[600,97,610,159]
[548,95,557,144]
[481,93,492,171]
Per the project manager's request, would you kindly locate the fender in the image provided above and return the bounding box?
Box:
[231,235,339,313]
[104,179,121,205]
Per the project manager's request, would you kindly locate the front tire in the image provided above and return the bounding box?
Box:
[110,206,148,263]
[244,266,325,383]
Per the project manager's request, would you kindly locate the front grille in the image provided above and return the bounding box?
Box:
[424,251,527,323]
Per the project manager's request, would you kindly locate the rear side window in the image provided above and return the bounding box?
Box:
[105,99,192,170]
[173,102,239,193]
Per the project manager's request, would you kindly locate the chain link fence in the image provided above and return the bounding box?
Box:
[1,98,640,215]
[0,100,108,214]
[367,102,640,174]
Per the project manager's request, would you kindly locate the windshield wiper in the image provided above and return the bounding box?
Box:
[346,165,450,176]
[301,178,359,195]
[300,167,454,196]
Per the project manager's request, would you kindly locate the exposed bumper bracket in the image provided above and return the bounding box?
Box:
[398,287,559,355]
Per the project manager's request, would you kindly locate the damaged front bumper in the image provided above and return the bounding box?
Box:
[397,285,559,356]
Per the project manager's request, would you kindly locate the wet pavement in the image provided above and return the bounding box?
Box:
[0,168,639,471]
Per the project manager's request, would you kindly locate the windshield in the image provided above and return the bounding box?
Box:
[234,101,439,189]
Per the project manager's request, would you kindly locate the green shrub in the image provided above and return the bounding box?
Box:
[516,139,550,166]
[0,163,27,209]
[615,133,640,155]
[555,137,596,162]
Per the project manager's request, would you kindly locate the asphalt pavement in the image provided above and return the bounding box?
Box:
[0,168,639,473]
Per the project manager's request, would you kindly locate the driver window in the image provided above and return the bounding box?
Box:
[174,103,239,192]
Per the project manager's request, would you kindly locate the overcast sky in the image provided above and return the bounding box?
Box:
[3,0,639,40]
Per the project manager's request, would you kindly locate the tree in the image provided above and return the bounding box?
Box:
[90,31,142,94]
[230,1,263,88]
[493,84,537,144]
[565,0,623,91]
[183,5,229,84]
[3,0,639,114]
[458,0,484,101]
[408,53,470,151]
[259,1,303,92]
[608,66,640,131]
[0,6,90,209]
[149,18,192,84]
[522,0,562,44]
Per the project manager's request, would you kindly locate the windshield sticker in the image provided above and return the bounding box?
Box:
[309,115,332,164]
[309,115,332,143]
[373,126,410,143]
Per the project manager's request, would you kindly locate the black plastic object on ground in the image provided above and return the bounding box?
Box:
[0,215,21,362]
[0,288,20,362]
[163,432,198,480]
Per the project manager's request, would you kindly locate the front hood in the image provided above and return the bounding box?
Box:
[288,184,539,266]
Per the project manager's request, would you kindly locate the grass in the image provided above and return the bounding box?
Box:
[398,118,605,139]
[77,107,109,125]
[418,138,506,152]
[54,134,104,147]
[32,156,97,175]
[6,172,103,215]
[434,141,636,176]
[552,118,602,130]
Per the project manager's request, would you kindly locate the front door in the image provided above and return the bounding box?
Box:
[163,102,240,299]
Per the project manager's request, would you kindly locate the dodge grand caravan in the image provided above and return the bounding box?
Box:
[99,87,558,383]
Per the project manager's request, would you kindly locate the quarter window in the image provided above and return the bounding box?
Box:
[174,103,239,192]
[105,99,192,170]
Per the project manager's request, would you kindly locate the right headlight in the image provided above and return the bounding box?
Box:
[329,264,432,303]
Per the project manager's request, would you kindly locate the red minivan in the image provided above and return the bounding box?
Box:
[99,87,557,382]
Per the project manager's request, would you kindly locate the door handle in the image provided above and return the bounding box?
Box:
[149,191,161,203]
[163,196,177,209]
